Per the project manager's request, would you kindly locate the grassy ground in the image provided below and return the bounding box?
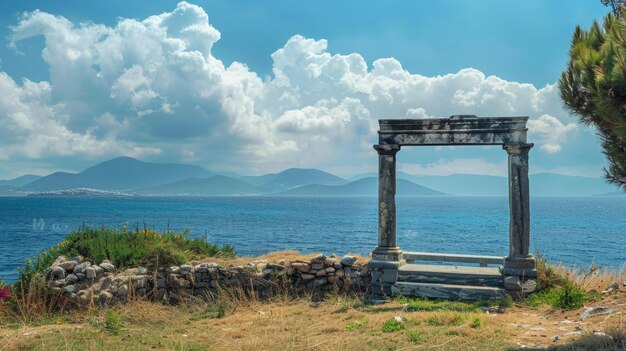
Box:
[1,254,625,351]
[1,290,625,351]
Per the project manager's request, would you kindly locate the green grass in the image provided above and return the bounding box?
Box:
[381,318,406,333]
[346,319,368,331]
[104,310,122,334]
[528,250,600,310]
[395,296,483,313]
[526,281,599,310]
[425,313,465,326]
[190,301,228,320]
[406,330,422,344]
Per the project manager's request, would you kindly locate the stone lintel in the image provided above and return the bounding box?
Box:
[378,116,529,146]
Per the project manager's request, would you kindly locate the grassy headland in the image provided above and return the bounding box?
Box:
[0,227,624,350]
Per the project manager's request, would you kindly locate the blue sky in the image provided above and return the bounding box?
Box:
[0,1,615,179]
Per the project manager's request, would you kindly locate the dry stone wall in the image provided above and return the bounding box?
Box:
[46,254,370,306]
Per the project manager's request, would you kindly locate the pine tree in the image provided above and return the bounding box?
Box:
[559,10,626,189]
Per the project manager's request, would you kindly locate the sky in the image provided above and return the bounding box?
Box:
[0,0,614,179]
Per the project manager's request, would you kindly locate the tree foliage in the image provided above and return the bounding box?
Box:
[559,10,626,189]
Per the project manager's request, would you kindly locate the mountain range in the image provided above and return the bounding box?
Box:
[0,156,622,197]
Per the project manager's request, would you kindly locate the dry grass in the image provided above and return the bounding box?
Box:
[1,287,625,351]
[189,250,369,267]
[2,253,624,350]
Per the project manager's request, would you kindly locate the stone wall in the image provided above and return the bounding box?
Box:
[46,254,370,306]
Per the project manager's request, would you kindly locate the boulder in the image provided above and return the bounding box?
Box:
[301,273,316,281]
[59,260,78,272]
[99,261,115,272]
[311,254,327,264]
[117,284,128,297]
[84,267,96,279]
[65,274,78,284]
[63,285,77,294]
[49,266,66,280]
[98,291,113,306]
[292,262,310,273]
[74,261,91,274]
[340,255,356,266]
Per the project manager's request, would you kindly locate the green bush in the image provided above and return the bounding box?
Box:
[527,281,592,310]
[15,225,235,292]
[528,250,597,310]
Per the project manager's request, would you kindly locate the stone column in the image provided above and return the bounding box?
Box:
[369,144,403,296]
[502,143,537,293]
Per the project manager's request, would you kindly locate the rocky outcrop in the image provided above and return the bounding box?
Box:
[46,254,369,307]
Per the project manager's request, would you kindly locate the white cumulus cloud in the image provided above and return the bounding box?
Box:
[0,1,587,177]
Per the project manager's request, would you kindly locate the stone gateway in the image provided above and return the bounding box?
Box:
[370,115,537,300]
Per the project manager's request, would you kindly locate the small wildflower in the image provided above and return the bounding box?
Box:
[0,289,10,300]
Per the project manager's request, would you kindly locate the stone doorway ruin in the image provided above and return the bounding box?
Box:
[369,115,537,300]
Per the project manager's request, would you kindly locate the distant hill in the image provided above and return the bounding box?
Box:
[22,157,212,191]
[276,177,444,196]
[404,174,509,196]
[380,172,618,196]
[241,168,348,192]
[137,175,264,196]
[0,175,42,187]
[530,173,618,196]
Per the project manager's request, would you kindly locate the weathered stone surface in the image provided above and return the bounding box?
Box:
[137,267,148,275]
[301,273,316,281]
[63,285,77,294]
[341,255,356,266]
[84,267,96,279]
[92,265,104,277]
[314,277,328,287]
[74,262,91,274]
[65,274,78,284]
[310,263,324,270]
[50,266,66,280]
[59,260,78,272]
[292,262,310,273]
[131,275,148,289]
[117,284,128,297]
[100,262,115,272]
[45,254,369,307]
[98,291,113,306]
[311,254,327,263]
[168,274,192,289]
[179,265,193,274]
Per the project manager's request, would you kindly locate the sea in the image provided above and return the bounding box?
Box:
[0,196,625,283]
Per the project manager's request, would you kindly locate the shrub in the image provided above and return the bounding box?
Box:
[529,249,597,310]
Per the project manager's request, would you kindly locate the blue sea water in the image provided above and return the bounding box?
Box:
[0,196,625,283]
